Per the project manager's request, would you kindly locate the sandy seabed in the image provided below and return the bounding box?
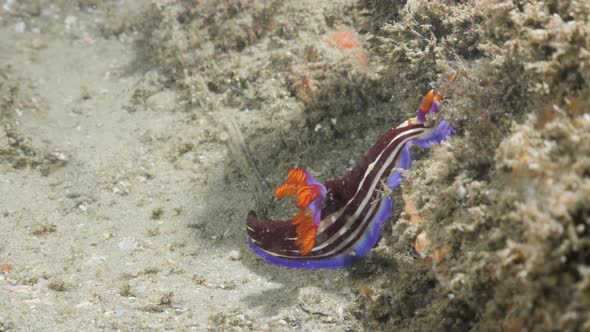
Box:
[1,1,589,331]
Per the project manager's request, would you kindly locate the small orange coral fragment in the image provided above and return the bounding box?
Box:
[448,72,457,83]
[431,246,450,264]
[0,263,12,272]
[327,27,368,68]
[352,49,368,68]
[403,193,424,224]
[512,153,530,175]
[536,108,556,128]
[288,68,319,105]
[567,97,587,114]
[327,29,359,50]
[415,232,431,255]
[414,232,450,264]
[358,284,374,298]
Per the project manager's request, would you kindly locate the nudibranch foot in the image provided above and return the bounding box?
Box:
[412,121,455,148]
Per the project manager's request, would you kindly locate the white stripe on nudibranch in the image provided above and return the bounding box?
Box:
[315,126,425,237]
[349,128,424,219]
[309,128,426,257]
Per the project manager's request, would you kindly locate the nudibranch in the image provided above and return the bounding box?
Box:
[246,88,454,269]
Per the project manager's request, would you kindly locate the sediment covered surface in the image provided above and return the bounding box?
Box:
[0,0,588,330]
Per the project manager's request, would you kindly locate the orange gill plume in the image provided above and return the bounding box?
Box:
[292,210,317,255]
[274,168,325,255]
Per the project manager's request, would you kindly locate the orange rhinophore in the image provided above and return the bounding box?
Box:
[418,90,444,114]
[415,72,459,123]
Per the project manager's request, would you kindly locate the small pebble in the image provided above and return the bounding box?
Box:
[178,142,193,155]
[14,21,26,33]
[88,256,106,264]
[458,184,467,200]
[228,250,242,261]
[114,179,131,195]
[0,126,9,151]
[31,38,46,49]
[64,15,77,30]
[118,237,139,251]
[51,151,69,162]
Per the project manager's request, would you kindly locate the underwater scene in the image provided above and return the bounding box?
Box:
[0,0,589,331]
